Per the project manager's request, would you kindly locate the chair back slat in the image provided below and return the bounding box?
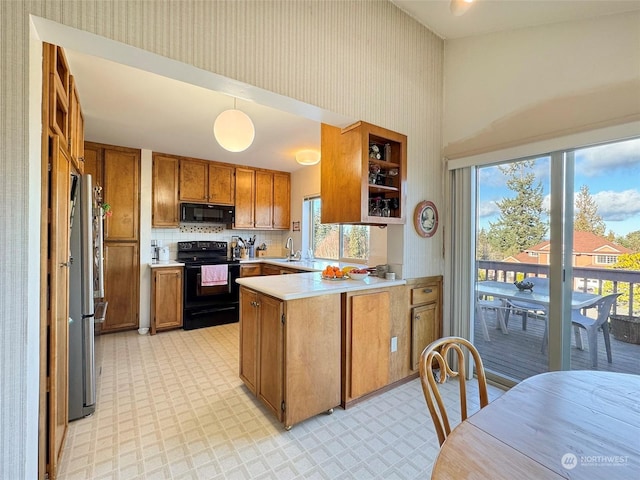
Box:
[419,336,489,446]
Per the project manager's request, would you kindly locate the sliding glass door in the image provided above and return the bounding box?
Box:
[472,137,640,383]
[474,156,552,382]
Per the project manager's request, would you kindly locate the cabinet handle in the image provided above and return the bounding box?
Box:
[422,288,432,294]
[415,314,421,321]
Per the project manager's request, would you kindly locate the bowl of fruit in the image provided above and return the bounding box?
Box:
[348,268,369,281]
[322,265,347,280]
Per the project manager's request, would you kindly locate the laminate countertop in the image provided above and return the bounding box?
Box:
[236,271,406,301]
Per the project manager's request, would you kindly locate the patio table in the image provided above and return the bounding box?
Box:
[431,370,640,479]
[476,280,601,334]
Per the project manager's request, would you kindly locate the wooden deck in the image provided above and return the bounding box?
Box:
[474,309,640,382]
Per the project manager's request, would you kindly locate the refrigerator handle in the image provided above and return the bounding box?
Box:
[83,314,96,407]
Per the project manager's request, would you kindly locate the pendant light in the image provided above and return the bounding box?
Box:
[213,98,255,152]
[295,149,321,166]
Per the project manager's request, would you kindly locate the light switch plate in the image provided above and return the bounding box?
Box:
[390,336,398,352]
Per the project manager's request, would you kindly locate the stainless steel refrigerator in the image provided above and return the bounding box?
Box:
[68,174,105,421]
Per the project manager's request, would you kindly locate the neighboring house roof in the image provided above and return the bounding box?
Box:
[506,231,631,263]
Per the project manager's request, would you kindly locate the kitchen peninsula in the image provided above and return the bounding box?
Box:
[236,270,407,430]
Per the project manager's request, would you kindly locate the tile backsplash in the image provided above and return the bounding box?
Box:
[151,225,288,259]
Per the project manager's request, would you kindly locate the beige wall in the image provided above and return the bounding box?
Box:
[1,1,444,476]
[443,11,640,159]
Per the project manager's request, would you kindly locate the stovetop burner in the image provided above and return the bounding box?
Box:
[177,240,237,264]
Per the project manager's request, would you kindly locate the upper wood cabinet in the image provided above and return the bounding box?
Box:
[69,76,84,173]
[82,144,102,187]
[102,147,140,242]
[272,172,291,230]
[321,121,406,225]
[179,157,235,205]
[179,158,208,202]
[152,153,179,227]
[235,167,290,230]
[234,167,255,229]
[209,163,235,205]
[47,44,70,144]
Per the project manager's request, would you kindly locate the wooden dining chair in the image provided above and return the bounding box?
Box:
[419,336,489,446]
[572,293,621,368]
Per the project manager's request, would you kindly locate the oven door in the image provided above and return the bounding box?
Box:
[183,263,239,307]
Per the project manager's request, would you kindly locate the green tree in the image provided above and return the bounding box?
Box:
[487,160,548,258]
[574,185,606,236]
[603,253,640,315]
[616,230,640,253]
[476,227,501,260]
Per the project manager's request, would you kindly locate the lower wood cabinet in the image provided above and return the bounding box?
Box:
[240,264,262,278]
[103,242,140,332]
[409,276,443,371]
[239,287,341,429]
[343,290,390,404]
[150,266,183,334]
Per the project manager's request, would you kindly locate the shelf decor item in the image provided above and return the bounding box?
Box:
[414,200,438,238]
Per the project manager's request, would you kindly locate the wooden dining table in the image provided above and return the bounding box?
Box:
[431,370,640,479]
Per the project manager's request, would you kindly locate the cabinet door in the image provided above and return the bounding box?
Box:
[234,168,255,228]
[258,294,284,421]
[69,77,84,173]
[239,288,259,394]
[152,154,179,227]
[102,242,139,332]
[179,158,208,202]
[272,172,290,230]
[83,143,102,187]
[151,268,183,334]
[350,292,390,399]
[103,148,140,241]
[208,163,235,205]
[49,135,70,476]
[254,171,273,229]
[411,303,438,371]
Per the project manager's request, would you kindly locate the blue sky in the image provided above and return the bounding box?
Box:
[477,137,640,237]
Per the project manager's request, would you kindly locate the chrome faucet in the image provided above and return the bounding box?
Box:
[285,237,294,259]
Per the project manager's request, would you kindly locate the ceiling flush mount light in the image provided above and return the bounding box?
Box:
[295,150,321,166]
[213,98,255,152]
[450,0,474,16]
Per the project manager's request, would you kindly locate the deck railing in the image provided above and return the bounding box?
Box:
[476,260,639,316]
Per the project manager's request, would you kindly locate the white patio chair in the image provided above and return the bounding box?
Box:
[504,277,549,352]
[476,297,508,341]
[572,293,621,368]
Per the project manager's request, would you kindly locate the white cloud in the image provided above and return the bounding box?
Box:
[478,200,500,218]
[576,138,640,177]
[593,189,640,221]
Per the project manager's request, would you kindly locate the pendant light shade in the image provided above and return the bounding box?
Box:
[295,150,321,166]
[213,102,255,152]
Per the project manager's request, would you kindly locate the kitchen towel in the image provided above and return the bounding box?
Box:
[200,265,228,287]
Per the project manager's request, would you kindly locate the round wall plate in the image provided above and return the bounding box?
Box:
[414,200,438,238]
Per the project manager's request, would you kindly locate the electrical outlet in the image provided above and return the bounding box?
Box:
[390,336,398,352]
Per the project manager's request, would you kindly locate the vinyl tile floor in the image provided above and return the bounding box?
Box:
[58,324,504,479]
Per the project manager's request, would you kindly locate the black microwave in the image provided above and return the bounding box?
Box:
[180,203,235,225]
